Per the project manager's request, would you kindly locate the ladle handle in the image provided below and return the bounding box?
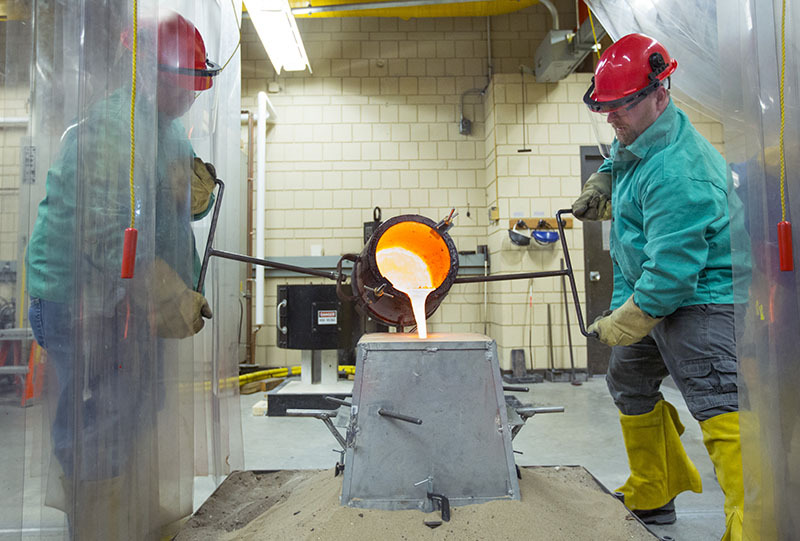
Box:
[336,254,359,302]
[555,209,599,339]
[196,178,225,292]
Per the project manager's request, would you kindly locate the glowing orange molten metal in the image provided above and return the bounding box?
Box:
[375,221,450,339]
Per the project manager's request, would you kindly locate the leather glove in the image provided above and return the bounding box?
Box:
[191,157,216,215]
[572,171,612,221]
[588,295,662,346]
[151,258,212,338]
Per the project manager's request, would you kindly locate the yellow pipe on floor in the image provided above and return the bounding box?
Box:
[180,366,357,393]
[238,364,356,386]
[239,366,300,385]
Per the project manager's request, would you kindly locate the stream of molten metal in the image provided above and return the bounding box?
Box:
[375,246,433,339]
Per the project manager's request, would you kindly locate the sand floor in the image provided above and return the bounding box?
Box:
[176,466,656,540]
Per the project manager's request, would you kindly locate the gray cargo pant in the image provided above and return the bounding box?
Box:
[606,303,739,422]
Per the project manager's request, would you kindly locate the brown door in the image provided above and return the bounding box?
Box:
[580,146,613,375]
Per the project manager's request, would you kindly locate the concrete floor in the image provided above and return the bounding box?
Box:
[240,375,727,541]
[1,376,727,540]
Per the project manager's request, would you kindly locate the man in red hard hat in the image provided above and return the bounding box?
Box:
[573,33,746,540]
[26,11,220,539]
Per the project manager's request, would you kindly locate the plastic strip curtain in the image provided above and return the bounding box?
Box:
[585,0,723,120]
[174,0,246,496]
[718,1,800,538]
[0,1,243,539]
[0,5,35,540]
[587,1,800,538]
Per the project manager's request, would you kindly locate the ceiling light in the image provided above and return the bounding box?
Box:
[244,0,312,74]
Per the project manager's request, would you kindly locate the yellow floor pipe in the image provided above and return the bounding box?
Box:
[238,364,355,386]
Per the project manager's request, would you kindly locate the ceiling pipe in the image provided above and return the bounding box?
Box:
[292,0,502,15]
[538,0,560,29]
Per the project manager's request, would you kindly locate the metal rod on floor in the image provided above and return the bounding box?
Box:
[325,396,353,407]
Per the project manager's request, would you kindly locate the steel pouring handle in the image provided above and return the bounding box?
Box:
[196,178,225,293]
[555,209,599,339]
[336,254,359,302]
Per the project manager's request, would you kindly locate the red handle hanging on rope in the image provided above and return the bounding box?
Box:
[778,221,793,271]
[121,227,138,278]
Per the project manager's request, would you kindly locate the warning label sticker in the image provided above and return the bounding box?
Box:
[317,310,337,325]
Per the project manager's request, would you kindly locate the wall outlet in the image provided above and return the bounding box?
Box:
[489,207,499,222]
[268,81,281,93]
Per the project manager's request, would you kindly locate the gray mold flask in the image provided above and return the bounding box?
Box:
[341,333,520,511]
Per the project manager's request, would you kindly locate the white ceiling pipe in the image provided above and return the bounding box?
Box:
[240,98,277,123]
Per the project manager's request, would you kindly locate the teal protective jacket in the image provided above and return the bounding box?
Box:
[27,87,210,304]
[599,99,748,317]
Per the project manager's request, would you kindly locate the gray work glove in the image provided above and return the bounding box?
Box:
[150,258,212,338]
[588,295,662,346]
[572,172,612,221]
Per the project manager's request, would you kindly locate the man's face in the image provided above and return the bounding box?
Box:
[606,88,666,146]
[157,74,197,119]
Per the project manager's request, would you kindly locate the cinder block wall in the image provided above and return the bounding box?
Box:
[238,5,725,370]
[483,71,594,369]
[0,86,28,304]
[0,5,725,369]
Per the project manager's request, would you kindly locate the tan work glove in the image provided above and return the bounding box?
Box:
[191,157,216,215]
[151,258,212,338]
[588,295,662,346]
[572,171,612,221]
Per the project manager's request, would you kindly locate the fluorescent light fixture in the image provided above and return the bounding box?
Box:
[244,0,312,73]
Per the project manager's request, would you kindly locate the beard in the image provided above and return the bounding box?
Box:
[613,124,637,146]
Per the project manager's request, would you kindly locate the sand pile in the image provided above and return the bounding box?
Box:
[178,466,655,540]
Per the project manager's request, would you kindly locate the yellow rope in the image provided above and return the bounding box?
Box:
[128,0,137,229]
[779,0,787,222]
[218,0,242,74]
[587,5,601,60]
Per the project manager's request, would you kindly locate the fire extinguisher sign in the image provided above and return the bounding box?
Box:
[317,310,338,325]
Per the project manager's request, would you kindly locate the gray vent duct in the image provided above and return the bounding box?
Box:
[533,0,606,82]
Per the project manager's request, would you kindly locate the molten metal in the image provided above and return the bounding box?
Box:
[346,214,459,331]
[375,247,434,338]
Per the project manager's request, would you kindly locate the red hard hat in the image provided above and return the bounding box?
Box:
[583,33,677,112]
[157,13,220,91]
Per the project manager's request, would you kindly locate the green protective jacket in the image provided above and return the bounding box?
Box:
[27,87,210,304]
[599,99,747,317]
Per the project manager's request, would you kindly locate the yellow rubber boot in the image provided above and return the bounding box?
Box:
[617,400,703,511]
[700,412,744,541]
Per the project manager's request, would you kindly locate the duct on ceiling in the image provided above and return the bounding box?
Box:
[288,0,541,19]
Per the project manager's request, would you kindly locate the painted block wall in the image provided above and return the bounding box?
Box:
[239,6,722,370]
[240,2,585,369]
[0,86,28,304]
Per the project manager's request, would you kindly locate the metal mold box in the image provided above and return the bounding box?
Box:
[341,333,520,511]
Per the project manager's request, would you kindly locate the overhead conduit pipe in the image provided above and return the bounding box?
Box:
[289,0,541,18]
